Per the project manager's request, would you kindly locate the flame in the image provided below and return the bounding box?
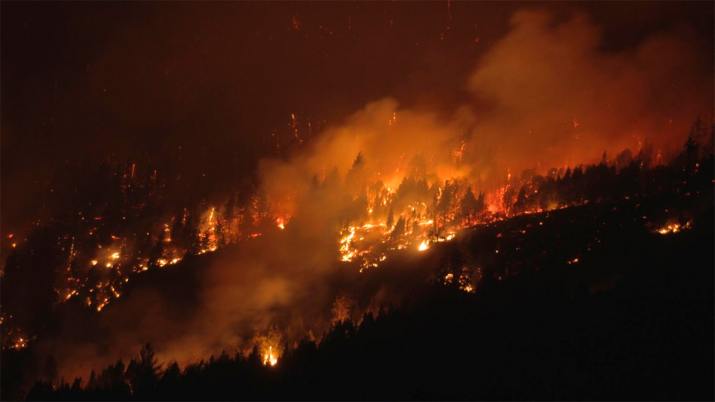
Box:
[655,221,692,235]
[262,345,279,367]
[417,240,430,252]
[197,207,219,254]
[63,289,79,301]
[443,273,454,284]
[339,226,357,262]
[95,297,109,312]
[444,268,478,293]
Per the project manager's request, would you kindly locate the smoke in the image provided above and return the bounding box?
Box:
[463,9,711,182]
[38,9,711,380]
[261,9,711,201]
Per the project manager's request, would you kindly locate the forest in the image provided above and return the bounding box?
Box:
[4,131,712,400]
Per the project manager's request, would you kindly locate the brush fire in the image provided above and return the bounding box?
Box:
[1,3,713,400]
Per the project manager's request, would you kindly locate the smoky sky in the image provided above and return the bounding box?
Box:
[2,1,712,235]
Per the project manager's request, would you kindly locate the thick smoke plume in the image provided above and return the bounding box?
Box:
[463,9,711,182]
[262,9,710,202]
[40,9,711,379]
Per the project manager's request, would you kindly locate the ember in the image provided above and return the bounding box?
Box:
[655,221,692,235]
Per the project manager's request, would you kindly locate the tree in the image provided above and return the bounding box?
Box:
[126,343,160,398]
[391,216,406,240]
[459,187,482,225]
[386,206,395,229]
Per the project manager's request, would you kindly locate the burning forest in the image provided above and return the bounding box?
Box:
[1,2,713,401]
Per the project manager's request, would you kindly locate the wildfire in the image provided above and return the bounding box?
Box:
[417,240,430,252]
[655,221,692,235]
[12,127,687,360]
[197,207,219,254]
[333,178,503,270]
[42,169,567,319]
[96,298,109,312]
[262,345,279,367]
[63,289,79,301]
[339,226,357,262]
[443,268,478,293]
[10,336,27,350]
[257,334,282,367]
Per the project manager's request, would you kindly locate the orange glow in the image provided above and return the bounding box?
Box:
[262,345,279,367]
[655,221,692,235]
[417,240,430,252]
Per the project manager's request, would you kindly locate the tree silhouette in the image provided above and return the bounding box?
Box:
[126,343,161,399]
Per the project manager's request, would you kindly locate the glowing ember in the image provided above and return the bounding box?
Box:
[10,336,27,350]
[655,221,692,235]
[64,289,79,301]
[443,273,454,284]
[96,299,109,312]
